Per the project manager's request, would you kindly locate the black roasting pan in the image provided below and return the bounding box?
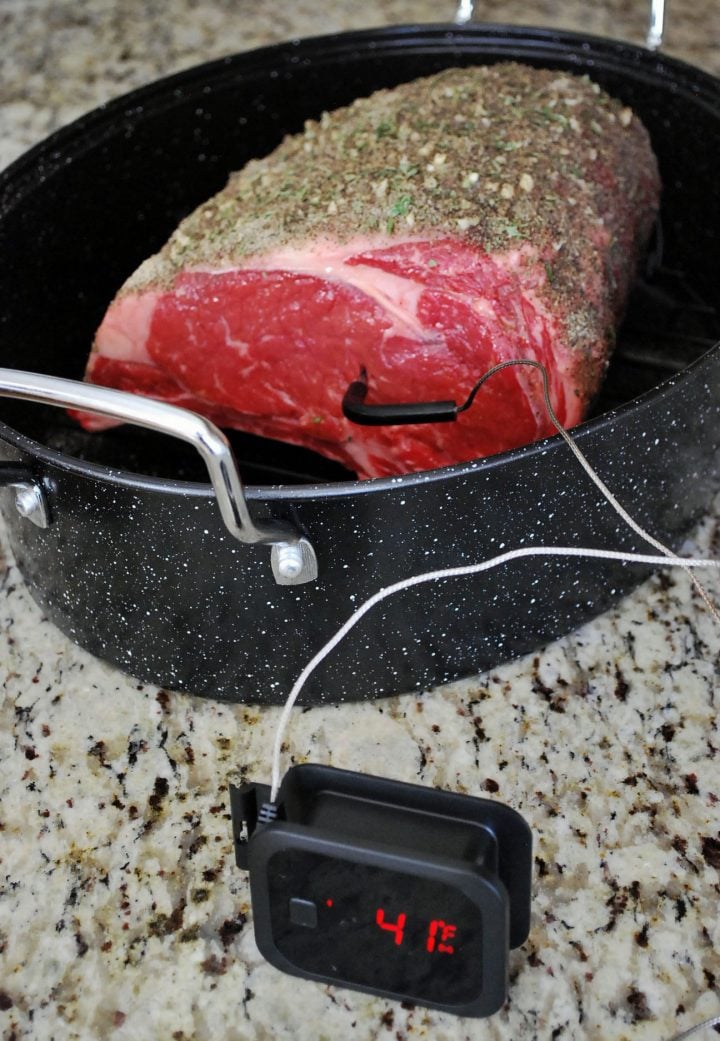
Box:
[0,23,718,704]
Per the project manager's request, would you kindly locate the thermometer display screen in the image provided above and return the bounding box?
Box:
[266,847,485,1005]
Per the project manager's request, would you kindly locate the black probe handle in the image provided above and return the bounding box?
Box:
[342,374,458,426]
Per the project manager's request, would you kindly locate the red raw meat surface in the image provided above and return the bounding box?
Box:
[83,237,572,479]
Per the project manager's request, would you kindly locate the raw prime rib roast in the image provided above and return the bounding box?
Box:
[79,64,660,479]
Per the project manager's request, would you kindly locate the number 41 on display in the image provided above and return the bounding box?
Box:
[375,908,458,953]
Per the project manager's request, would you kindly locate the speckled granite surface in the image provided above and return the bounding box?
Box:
[2,2,720,1040]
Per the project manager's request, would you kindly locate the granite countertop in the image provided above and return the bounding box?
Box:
[2,2,720,1040]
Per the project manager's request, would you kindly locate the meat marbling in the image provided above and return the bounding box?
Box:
[78,64,661,479]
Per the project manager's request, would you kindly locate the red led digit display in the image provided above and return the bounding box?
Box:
[374,908,458,954]
[375,907,406,946]
[426,919,457,954]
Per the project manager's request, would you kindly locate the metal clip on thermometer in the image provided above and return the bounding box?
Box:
[230,765,532,1017]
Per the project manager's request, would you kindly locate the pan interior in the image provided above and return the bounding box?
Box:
[0,25,718,485]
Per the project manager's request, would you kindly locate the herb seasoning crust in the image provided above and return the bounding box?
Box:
[128,61,660,365]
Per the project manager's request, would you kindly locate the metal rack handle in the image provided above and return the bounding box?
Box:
[0,368,318,585]
[454,0,667,51]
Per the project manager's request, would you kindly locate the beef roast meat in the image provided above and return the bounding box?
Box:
[78,64,660,479]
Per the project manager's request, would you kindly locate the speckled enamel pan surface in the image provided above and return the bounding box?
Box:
[0,23,719,704]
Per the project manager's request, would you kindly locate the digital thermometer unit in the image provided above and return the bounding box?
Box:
[230,765,532,1017]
